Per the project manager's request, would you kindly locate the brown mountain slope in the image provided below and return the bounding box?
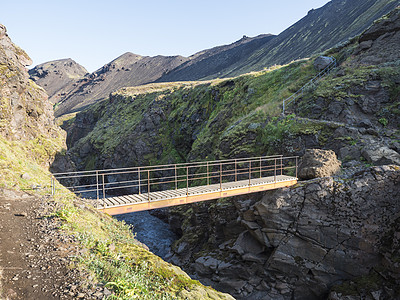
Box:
[32,0,399,117]
[215,0,400,78]
[29,59,88,104]
[52,53,188,117]
[159,0,400,80]
[156,34,276,82]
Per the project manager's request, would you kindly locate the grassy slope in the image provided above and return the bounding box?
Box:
[0,129,233,299]
[0,62,232,300]
[217,0,400,78]
[68,58,336,170]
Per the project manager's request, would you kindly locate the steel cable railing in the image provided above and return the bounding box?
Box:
[51,155,298,204]
[282,56,337,114]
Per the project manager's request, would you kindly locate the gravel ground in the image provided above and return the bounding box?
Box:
[0,189,111,299]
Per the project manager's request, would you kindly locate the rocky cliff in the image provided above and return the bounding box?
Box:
[0,25,62,143]
[166,165,400,299]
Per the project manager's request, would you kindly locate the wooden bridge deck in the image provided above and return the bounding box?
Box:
[97,174,297,215]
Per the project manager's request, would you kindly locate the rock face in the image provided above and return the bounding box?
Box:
[298,149,341,180]
[0,24,62,142]
[167,165,400,299]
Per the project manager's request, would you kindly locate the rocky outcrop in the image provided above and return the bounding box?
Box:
[0,24,63,143]
[298,149,341,179]
[168,165,400,299]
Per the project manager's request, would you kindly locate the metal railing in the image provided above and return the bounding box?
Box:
[51,155,298,203]
[282,56,337,114]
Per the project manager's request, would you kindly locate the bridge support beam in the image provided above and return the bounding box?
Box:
[98,179,297,215]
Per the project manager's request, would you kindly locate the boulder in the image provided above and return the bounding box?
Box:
[361,145,400,165]
[231,231,265,255]
[298,149,341,180]
[314,56,334,71]
[194,256,220,275]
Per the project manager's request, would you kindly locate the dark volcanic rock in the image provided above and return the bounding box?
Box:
[169,165,400,299]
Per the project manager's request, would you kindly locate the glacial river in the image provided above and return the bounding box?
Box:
[114,211,177,259]
[83,190,176,259]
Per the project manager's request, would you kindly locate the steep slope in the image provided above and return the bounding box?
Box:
[0,24,234,300]
[59,7,400,299]
[34,0,398,117]
[0,24,64,160]
[159,0,400,80]
[156,34,276,82]
[53,53,188,116]
[29,58,88,104]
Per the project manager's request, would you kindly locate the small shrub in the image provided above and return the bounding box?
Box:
[379,117,388,127]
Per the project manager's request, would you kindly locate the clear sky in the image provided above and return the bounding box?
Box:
[1,0,330,72]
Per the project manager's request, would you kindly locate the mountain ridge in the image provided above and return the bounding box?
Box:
[29,0,400,116]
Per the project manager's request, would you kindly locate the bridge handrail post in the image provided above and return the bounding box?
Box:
[249,160,252,187]
[235,159,237,182]
[274,158,277,183]
[280,157,283,176]
[207,161,210,186]
[96,171,99,201]
[138,167,141,195]
[219,163,222,191]
[186,166,189,196]
[259,157,262,178]
[102,174,105,202]
[175,164,177,190]
[147,170,150,202]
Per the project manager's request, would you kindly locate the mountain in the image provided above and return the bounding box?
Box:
[50,53,188,116]
[29,58,88,104]
[32,0,399,117]
[158,0,400,80]
[156,34,276,82]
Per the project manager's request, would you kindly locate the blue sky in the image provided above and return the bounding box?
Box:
[1,0,330,72]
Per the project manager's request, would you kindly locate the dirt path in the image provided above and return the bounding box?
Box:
[0,189,100,299]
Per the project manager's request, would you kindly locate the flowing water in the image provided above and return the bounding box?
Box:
[115,211,177,259]
[83,190,177,259]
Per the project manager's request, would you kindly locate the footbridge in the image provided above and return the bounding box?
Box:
[51,155,298,215]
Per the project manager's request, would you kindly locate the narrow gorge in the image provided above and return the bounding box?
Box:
[53,7,400,300]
